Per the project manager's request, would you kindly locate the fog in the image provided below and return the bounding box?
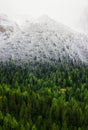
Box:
[0,0,88,30]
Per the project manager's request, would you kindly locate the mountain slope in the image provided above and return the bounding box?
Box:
[0,15,88,64]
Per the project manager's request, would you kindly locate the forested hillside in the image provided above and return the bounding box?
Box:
[0,62,88,130]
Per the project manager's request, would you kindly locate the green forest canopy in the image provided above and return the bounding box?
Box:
[0,61,88,130]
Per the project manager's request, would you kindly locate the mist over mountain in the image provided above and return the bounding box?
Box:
[76,6,88,34]
[0,1,88,129]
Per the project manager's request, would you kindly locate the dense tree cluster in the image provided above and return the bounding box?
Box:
[0,62,88,130]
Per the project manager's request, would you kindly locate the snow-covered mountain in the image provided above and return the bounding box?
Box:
[0,14,88,64]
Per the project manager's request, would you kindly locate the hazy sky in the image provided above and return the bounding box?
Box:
[0,0,87,28]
